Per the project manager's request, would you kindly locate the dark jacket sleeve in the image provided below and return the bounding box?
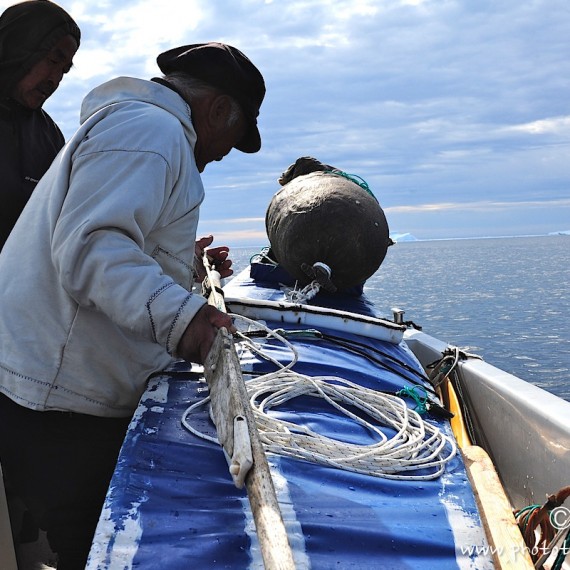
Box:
[0,100,64,249]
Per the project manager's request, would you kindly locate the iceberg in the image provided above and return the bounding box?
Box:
[390,232,418,243]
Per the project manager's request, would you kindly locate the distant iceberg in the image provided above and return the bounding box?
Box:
[390,232,418,242]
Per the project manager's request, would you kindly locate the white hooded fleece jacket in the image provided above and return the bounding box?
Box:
[0,77,208,417]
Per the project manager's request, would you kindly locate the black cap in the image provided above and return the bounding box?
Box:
[157,42,265,153]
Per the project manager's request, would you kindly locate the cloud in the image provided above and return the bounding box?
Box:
[40,0,570,243]
[504,116,570,135]
[386,197,570,214]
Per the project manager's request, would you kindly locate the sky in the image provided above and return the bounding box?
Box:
[14,0,570,245]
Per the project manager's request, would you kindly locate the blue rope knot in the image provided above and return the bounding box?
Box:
[396,386,428,415]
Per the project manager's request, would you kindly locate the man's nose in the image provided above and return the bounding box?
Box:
[48,67,65,89]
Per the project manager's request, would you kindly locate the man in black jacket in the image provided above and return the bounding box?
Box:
[0,0,81,250]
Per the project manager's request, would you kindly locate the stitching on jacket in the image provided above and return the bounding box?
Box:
[75,148,172,173]
[153,245,193,271]
[0,365,131,414]
[0,386,44,408]
[151,245,193,282]
[42,382,132,411]
[146,282,176,342]
[0,363,51,387]
[166,293,192,355]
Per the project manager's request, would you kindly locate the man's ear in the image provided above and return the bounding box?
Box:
[208,94,232,130]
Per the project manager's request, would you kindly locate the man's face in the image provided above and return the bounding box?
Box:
[193,96,248,172]
[11,34,78,110]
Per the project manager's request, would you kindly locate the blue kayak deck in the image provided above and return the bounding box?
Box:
[88,269,493,569]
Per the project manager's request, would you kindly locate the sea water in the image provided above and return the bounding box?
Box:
[227,235,570,401]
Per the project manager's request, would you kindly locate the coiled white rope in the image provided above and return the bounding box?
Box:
[182,314,456,481]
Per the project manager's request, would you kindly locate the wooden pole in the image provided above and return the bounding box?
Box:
[202,258,296,570]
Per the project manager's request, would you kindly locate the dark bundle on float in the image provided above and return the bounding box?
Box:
[265,157,392,292]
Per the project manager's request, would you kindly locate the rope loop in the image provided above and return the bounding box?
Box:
[182,314,457,481]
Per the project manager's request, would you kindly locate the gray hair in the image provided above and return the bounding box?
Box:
[163,72,242,126]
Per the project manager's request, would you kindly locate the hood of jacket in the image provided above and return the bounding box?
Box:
[79,76,197,148]
[0,0,81,97]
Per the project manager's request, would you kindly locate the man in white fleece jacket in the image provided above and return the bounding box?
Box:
[0,42,265,569]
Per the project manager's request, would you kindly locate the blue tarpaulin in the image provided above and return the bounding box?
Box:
[88,269,493,569]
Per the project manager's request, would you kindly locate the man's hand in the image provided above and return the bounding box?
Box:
[194,235,233,282]
[177,304,236,364]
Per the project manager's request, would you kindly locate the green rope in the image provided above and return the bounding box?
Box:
[552,528,570,570]
[516,504,541,523]
[396,386,428,415]
[514,503,570,568]
[323,169,379,202]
